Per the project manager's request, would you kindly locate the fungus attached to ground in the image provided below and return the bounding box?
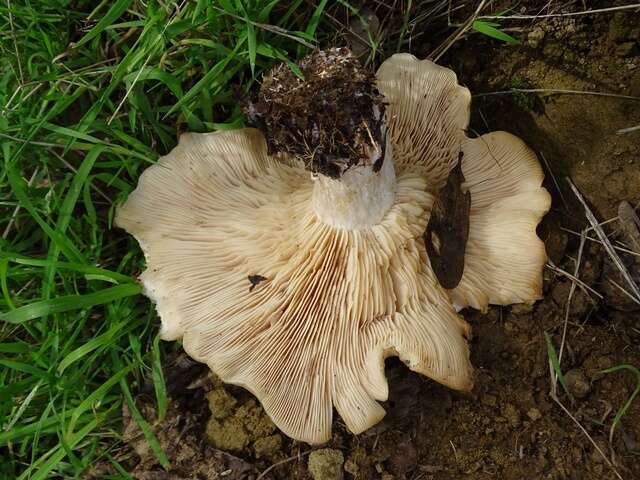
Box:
[116,48,551,444]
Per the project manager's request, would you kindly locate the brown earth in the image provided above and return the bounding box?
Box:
[113,6,640,480]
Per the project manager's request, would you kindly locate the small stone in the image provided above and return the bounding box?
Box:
[541,218,568,265]
[590,439,609,463]
[602,254,640,312]
[527,408,542,421]
[308,449,344,480]
[565,369,591,399]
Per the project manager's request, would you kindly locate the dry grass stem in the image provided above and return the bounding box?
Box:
[474,88,640,101]
[3,168,39,239]
[568,178,640,304]
[256,450,312,480]
[545,262,603,299]
[480,4,640,20]
[560,227,640,258]
[430,0,487,61]
[556,229,586,372]
[550,393,623,480]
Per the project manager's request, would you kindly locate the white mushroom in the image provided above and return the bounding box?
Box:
[116,51,550,444]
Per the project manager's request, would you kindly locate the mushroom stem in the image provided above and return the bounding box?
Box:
[311,143,396,230]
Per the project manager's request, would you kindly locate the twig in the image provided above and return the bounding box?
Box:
[550,393,623,480]
[556,229,586,378]
[608,278,640,307]
[545,262,603,299]
[479,4,640,20]
[539,151,569,210]
[256,450,312,480]
[618,201,640,253]
[617,125,640,134]
[474,88,640,101]
[560,227,640,258]
[6,0,24,85]
[430,0,487,62]
[568,179,640,302]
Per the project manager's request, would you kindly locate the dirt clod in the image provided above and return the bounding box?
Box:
[565,369,592,399]
[253,434,282,461]
[206,397,276,452]
[501,403,521,428]
[308,449,345,480]
[206,387,237,419]
[527,407,542,421]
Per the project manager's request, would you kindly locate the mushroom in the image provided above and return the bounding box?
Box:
[116,49,551,444]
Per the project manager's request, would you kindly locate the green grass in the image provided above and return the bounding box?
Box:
[0,0,522,477]
[0,1,337,477]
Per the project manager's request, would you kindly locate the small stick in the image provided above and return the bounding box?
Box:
[560,227,640,258]
[618,201,640,253]
[556,229,586,378]
[617,125,640,134]
[608,278,640,307]
[479,4,640,20]
[539,151,569,210]
[474,88,640,101]
[256,450,312,480]
[545,262,603,299]
[430,0,487,62]
[567,178,640,303]
[550,393,623,480]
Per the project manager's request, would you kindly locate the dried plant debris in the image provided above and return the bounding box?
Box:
[424,153,471,289]
[245,47,386,178]
[618,201,640,253]
[602,200,640,311]
[248,274,267,292]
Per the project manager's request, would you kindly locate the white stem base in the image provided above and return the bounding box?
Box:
[312,151,396,230]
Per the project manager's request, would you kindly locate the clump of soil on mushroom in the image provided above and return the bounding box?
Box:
[246,47,386,178]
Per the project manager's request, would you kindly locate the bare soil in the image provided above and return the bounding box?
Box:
[113,6,640,480]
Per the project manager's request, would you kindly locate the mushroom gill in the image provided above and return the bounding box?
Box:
[116,50,550,444]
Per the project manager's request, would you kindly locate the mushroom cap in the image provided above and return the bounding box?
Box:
[116,53,550,444]
[377,53,551,311]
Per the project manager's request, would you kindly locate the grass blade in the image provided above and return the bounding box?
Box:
[544,332,573,401]
[472,20,520,44]
[151,334,168,421]
[119,366,170,469]
[75,0,133,47]
[0,284,142,324]
[599,364,640,443]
